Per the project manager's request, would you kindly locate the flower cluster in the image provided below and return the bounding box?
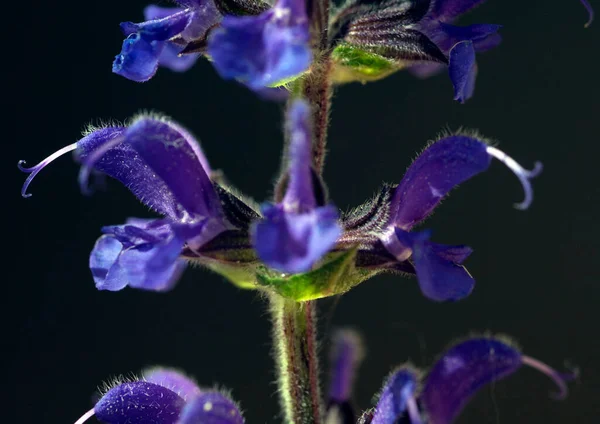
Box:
[19,101,540,301]
[19,0,594,423]
[73,333,574,424]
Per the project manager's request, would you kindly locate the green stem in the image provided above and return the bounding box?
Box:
[270,294,323,424]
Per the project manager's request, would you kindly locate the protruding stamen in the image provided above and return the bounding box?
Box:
[406,396,423,424]
[73,408,95,424]
[18,142,78,198]
[486,146,543,210]
[580,0,594,28]
[78,134,125,195]
[522,355,577,400]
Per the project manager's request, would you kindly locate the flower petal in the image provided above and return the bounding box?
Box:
[112,33,162,82]
[96,219,188,292]
[89,235,129,291]
[389,135,491,230]
[421,337,523,424]
[123,118,219,218]
[253,205,341,274]
[371,368,420,424]
[78,119,219,221]
[449,40,476,103]
[395,229,474,301]
[208,0,311,88]
[143,368,202,400]
[95,381,186,424]
[177,391,244,424]
[329,330,364,404]
[283,100,315,212]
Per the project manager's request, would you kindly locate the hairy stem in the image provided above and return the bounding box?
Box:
[270,294,323,424]
[303,54,333,175]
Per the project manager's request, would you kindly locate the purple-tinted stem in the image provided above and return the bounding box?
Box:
[303,55,333,175]
[580,0,594,28]
[271,294,323,424]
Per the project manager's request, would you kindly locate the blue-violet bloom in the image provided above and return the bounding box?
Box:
[208,0,311,88]
[19,117,227,292]
[73,368,243,424]
[362,336,574,424]
[113,0,222,81]
[252,100,341,273]
[371,134,541,301]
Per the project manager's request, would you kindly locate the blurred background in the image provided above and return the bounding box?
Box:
[5,0,599,422]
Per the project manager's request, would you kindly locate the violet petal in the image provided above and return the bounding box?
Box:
[421,337,523,424]
[389,135,491,230]
[144,368,202,400]
[396,229,475,302]
[95,381,186,424]
[177,391,244,424]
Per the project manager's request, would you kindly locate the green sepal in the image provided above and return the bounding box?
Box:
[331,43,406,84]
[255,248,378,301]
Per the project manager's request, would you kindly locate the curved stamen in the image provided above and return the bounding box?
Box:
[522,355,577,400]
[78,134,125,195]
[580,0,594,28]
[18,142,78,198]
[73,408,95,424]
[406,395,423,424]
[486,146,543,210]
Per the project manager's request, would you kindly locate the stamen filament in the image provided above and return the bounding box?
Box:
[521,355,575,400]
[73,408,95,424]
[580,0,594,28]
[486,146,543,210]
[406,396,423,424]
[78,134,125,195]
[18,142,78,198]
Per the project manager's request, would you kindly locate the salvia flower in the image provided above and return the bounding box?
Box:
[208,0,312,88]
[341,133,542,302]
[355,336,575,424]
[74,368,244,424]
[252,100,342,273]
[113,0,223,81]
[19,116,229,292]
[329,0,500,101]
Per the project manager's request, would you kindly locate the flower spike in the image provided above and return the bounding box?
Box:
[486,146,543,210]
[18,142,79,198]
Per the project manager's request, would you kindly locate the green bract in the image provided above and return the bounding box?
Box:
[331,43,404,84]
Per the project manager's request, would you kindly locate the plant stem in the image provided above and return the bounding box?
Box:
[303,54,333,175]
[270,293,323,424]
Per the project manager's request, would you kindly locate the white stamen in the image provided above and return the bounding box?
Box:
[406,395,423,424]
[18,142,78,198]
[73,408,95,424]
[486,146,543,210]
[521,355,573,400]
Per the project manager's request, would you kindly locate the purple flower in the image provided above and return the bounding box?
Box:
[113,1,222,81]
[208,0,311,88]
[331,0,500,101]
[73,369,244,424]
[326,330,365,423]
[19,116,227,292]
[363,336,574,424]
[339,134,542,302]
[252,100,341,273]
[410,1,502,102]
[381,135,542,301]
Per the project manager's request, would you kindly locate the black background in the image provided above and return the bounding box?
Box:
[5,1,599,423]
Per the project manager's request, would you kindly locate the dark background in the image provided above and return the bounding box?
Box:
[5,1,599,423]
